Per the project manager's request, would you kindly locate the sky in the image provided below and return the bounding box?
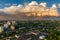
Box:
[0,0,60,8]
[0,0,59,20]
[0,0,60,16]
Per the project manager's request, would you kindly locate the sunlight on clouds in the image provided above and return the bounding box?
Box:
[0,1,59,16]
[3,6,17,14]
[17,4,23,8]
[40,2,47,7]
[51,4,57,9]
[3,4,23,14]
[28,1,38,6]
[58,4,60,8]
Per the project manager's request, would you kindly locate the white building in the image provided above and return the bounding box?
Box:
[12,21,16,25]
[7,21,11,26]
[4,23,9,28]
[0,27,3,33]
[39,35,45,39]
[10,25,15,30]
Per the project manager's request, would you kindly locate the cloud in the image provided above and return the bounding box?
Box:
[28,1,38,6]
[51,4,57,9]
[40,2,47,7]
[0,9,3,11]
[5,4,17,6]
[0,1,59,17]
[5,4,11,6]
[3,6,17,14]
[1,4,23,14]
[17,4,23,8]
[58,4,60,8]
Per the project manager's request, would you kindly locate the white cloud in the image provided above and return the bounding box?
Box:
[28,1,38,6]
[17,4,23,8]
[0,1,59,17]
[40,2,47,7]
[58,4,60,8]
[3,6,17,14]
[51,4,57,9]
[0,9,3,11]
[5,4,11,6]
[3,4,23,14]
[4,4,17,6]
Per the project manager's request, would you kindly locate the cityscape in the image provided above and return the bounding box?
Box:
[0,0,60,40]
[0,20,60,40]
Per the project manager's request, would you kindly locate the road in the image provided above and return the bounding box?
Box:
[17,30,49,40]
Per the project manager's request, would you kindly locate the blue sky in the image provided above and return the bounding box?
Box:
[0,0,60,8]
